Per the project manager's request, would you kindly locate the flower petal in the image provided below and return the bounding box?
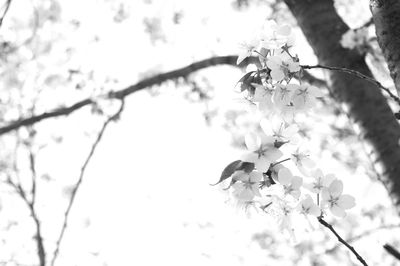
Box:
[337,194,355,209]
[265,148,284,162]
[278,168,292,185]
[255,159,271,172]
[245,133,261,151]
[249,171,263,182]
[291,176,303,188]
[241,152,258,163]
[260,118,273,136]
[270,69,285,81]
[330,205,346,218]
[329,180,343,198]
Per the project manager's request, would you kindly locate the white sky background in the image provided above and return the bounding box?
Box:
[1,0,400,265]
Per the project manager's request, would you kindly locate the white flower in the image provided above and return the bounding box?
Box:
[292,84,323,110]
[260,117,299,143]
[291,148,315,174]
[273,84,295,107]
[266,56,300,81]
[277,168,302,199]
[260,20,294,49]
[340,28,369,50]
[237,38,259,65]
[252,83,274,112]
[321,180,356,217]
[242,133,283,172]
[232,171,263,201]
[304,169,335,194]
[298,195,320,216]
[269,163,285,181]
[277,105,296,123]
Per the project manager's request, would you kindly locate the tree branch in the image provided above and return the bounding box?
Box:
[383,243,400,261]
[0,0,12,29]
[50,100,125,266]
[0,55,325,137]
[6,177,45,266]
[284,0,400,210]
[326,223,400,254]
[370,0,400,96]
[0,56,251,136]
[318,217,368,266]
[302,64,400,106]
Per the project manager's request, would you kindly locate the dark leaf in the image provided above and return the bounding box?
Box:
[237,71,255,84]
[210,160,242,186]
[236,161,255,173]
[274,140,287,148]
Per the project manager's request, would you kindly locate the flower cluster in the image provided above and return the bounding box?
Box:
[217,20,356,233]
[340,28,369,52]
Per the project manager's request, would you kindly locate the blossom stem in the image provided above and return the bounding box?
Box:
[271,158,291,167]
[318,217,368,266]
[317,193,320,206]
[301,64,400,106]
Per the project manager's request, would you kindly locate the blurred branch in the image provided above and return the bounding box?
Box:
[3,128,46,266]
[6,174,45,266]
[318,217,368,266]
[383,243,400,261]
[355,17,374,31]
[0,55,327,136]
[326,224,400,254]
[0,0,12,29]
[0,56,241,135]
[50,100,125,266]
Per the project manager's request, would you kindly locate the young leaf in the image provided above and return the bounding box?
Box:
[236,161,255,173]
[210,160,242,186]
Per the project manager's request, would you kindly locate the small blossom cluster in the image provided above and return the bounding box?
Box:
[219,20,355,232]
[340,28,369,52]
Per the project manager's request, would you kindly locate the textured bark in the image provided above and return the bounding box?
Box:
[284,0,400,207]
[371,0,400,96]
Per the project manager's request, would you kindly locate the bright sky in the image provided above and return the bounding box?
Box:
[1,0,400,265]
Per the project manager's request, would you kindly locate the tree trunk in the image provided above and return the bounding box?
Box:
[370,0,400,96]
[284,0,400,208]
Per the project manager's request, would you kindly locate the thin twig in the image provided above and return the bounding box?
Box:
[50,100,125,266]
[318,217,368,266]
[271,158,291,167]
[6,177,46,266]
[355,18,374,31]
[326,224,400,254]
[0,0,12,29]
[383,243,400,261]
[302,64,400,106]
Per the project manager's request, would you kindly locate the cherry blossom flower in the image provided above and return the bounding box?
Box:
[273,84,295,107]
[266,56,300,81]
[292,84,323,110]
[304,169,336,194]
[298,195,320,216]
[242,133,283,172]
[291,148,315,174]
[321,180,356,217]
[260,117,299,143]
[277,105,296,122]
[232,171,263,201]
[237,38,259,65]
[252,83,274,112]
[340,28,369,50]
[277,168,302,199]
[260,20,295,49]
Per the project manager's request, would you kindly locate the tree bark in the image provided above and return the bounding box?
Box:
[370,0,400,96]
[284,0,400,208]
